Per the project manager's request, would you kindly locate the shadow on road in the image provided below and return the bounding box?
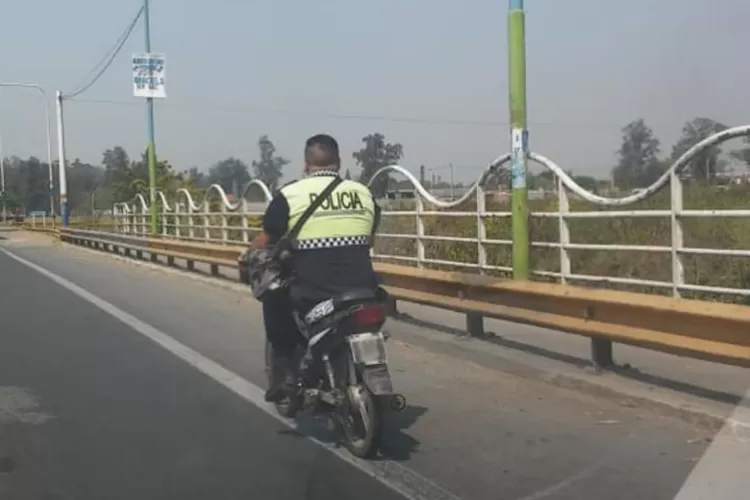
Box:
[378,404,427,461]
[395,313,747,409]
[274,404,427,462]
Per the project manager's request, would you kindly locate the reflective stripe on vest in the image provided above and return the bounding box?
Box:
[280,176,375,249]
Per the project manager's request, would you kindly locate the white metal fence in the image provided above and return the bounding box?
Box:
[113,125,750,301]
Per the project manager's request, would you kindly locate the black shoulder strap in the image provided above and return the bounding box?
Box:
[285,176,343,242]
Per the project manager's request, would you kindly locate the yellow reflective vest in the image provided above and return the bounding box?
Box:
[280,174,376,250]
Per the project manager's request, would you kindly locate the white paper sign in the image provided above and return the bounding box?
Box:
[132,53,166,98]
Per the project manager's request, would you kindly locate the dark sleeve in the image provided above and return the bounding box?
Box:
[371,202,382,236]
[262,193,290,241]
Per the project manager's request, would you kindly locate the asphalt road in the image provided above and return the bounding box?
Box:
[0,230,737,500]
[0,237,408,500]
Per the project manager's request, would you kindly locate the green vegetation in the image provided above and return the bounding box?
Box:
[375,183,750,304]
[5,119,750,303]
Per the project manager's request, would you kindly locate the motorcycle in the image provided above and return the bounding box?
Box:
[264,287,406,459]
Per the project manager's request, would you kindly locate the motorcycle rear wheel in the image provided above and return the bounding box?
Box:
[339,383,383,459]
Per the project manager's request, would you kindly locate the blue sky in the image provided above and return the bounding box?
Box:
[1,0,749,183]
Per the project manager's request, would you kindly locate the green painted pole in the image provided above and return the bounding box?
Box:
[508,0,529,280]
[144,0,158,235]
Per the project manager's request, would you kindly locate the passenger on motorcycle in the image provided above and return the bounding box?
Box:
[239,134,382,403]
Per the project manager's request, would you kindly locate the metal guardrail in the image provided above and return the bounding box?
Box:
[43,227,750,369]
[111,126,750,302]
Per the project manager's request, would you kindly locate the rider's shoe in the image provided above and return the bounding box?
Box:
[265,357,295,403]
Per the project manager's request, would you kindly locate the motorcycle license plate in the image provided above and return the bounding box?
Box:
[348,332,388,366]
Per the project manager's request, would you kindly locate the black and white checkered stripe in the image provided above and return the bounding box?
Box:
[294,235,370,250]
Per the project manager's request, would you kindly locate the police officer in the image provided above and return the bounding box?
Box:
[243,133,381,402]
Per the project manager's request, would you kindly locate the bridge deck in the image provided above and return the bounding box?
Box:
[0,229,747,500]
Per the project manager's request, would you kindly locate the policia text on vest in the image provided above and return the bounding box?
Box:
[309,190,365,212]
[281,177,376,244]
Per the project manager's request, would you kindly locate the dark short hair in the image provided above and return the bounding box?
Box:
[304,134,340,168]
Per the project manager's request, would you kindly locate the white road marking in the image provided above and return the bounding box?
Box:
[672,390,750,499]
[0,247,463,500]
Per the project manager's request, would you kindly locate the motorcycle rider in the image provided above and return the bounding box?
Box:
[241,134,382,402]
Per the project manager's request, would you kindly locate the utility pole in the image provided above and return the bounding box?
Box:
[144,0,158,235]
[449,163,455,200]
[55,91,70,226]
[509,0,530,280]
[0,133,5,221]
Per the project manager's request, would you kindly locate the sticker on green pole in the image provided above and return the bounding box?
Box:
[510,128,528,189]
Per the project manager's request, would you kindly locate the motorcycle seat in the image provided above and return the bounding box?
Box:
[302,288,379,327]
[332,288,377,308]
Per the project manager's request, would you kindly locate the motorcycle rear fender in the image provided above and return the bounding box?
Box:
[346,331,394,396]
[360,364,394,395]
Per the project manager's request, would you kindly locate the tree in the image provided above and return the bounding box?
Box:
[184,167,210,189]
[100,146,184,205]
[0,156,46,214]
[571,175,600,194]
[612,119,663,190]
[353,133,403,197]
[16,156,49,212]
[207,157,250,195]
[102,146,133,203]
[251,135,288,191]
[131,151,184,195]
[730,136,750,168]
[66,158,105,215]
[0,189,21,213]
[671,117,728,182]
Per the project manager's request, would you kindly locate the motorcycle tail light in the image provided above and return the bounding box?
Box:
[352,305,386,326]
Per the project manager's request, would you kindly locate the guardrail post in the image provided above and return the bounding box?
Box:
[416,195,425,269]
[210,263,219,276]
[557,176,571,284]
[121,207,128,234]
[477,185,487,274]
[238,260,249,284]
[385,295,399,317]
[670,169,684,297]
[188,203,196,240]
[161,203,168,238]
[466,313,485,337]
[167,256,175,266]
[174,202,181,239]
[241,200,250,244]
[187,260,195,271]
[590,338,614,369]
[220,203,229,243]
[203,207,210,242]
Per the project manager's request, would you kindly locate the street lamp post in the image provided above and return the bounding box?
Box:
[0,82,57,221]
[55,90,70,226]
[508,0,530,280]
[143,0,158,235]
[0,133,5,221]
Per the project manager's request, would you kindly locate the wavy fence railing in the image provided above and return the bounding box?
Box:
[113,125,750,303]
